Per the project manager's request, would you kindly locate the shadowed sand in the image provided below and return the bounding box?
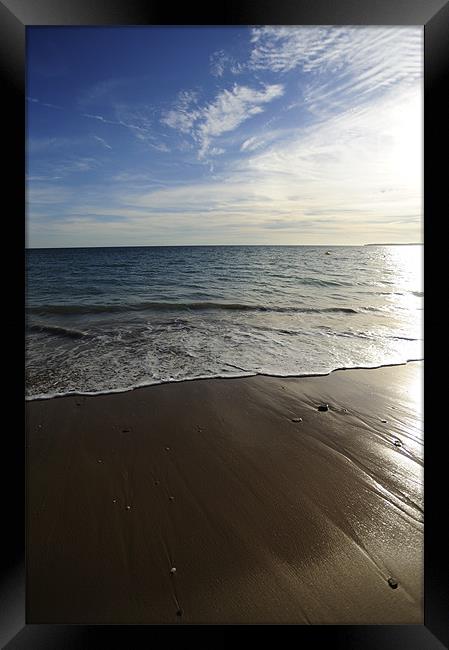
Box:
[26,361,423,624]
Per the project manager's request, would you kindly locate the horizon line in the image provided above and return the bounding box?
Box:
[25,242,424,250]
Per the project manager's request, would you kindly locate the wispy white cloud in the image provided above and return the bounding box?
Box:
[29,156,101,179]
[240,130,284,153]
[209,50,243,77]
[249,27,422,118]
[26,175,63,181]
[57,158,100,174]
[83,107,160,147]
[93,135,112,150]
[210,50,227,77]
[249,26,421,77]
[26,184,73,205]
[26,96,62,110]
[83,112,113,123]
[28,93,160,148]
[161,90,200,133]
[149,142,170,152]
[113,105,155,138]
[162,83,284,158]
[110,172,188,188]
[27,137,72,154]
[197,84,284,157]
[240,136,260,152]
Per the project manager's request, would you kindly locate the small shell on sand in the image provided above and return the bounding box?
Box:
[387,577,398,589]
[318,404,329,412]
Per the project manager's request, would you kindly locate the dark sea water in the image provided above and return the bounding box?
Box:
[25,245,423,399]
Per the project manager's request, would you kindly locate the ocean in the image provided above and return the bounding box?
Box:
[25,245,423,400]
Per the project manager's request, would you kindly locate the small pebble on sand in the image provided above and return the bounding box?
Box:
[318,404,329,412]
[170,567,177,575]
[112,499,117,503]
[394,440,402,448]
[169,496,175,501]
[154,480,160,486]
[291,418,302,423]
[125,505,132,510]
[381,419,387,423]
[165,446,171,451]
[176,608,183,617]
[122,428,130,433]
[97,459,103,463]
[388,577,398,589]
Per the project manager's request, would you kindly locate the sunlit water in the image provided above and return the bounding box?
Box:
[25,245,423,399]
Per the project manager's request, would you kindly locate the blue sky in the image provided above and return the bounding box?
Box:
[26,26,423,247]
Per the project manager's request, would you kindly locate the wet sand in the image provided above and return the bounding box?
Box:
[26,361,423,624]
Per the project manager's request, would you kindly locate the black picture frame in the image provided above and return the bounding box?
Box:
[1,1,447,648]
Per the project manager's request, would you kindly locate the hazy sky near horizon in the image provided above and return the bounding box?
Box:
[27,26,423,247]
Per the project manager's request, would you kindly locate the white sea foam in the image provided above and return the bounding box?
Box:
[26,245,423,400]
[25,358,423,402]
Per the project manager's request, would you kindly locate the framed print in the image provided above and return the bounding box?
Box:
[1,0,448,648]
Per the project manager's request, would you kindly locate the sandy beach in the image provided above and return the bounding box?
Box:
[26,361,423,624]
